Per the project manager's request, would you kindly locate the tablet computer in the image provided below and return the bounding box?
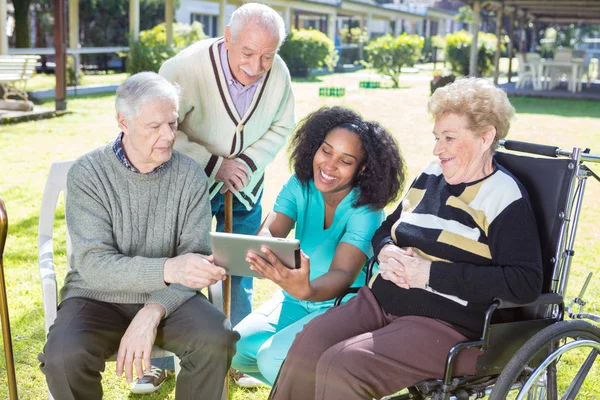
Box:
[210,232,301,278]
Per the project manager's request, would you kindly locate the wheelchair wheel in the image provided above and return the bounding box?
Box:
[490,319,600,400]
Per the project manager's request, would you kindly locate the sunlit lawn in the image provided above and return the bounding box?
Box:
[26,71,128,92]
[1,69,599,399]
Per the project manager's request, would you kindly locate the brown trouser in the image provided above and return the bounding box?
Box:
[39,294,238,400]
[270,287,480,400]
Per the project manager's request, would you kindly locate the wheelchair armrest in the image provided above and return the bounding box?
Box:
[496,293,563,309]
[333,287,360,307]
[480,293,564,345]
[332,257,378,307]
[440,293,564,391]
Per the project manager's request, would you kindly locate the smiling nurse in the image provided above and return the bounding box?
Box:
[230,106,407,385]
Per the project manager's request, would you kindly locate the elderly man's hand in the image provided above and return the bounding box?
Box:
[378,245,431,289]
[216,158,250,194]
[116,303,165,383]
[163,254,226,289]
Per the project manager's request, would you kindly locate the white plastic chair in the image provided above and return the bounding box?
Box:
[548,48,574,89]
[516,53,540,90]
[572,50,593,91]
[38,160,225,399]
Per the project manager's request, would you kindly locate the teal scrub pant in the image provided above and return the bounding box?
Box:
[231,290,335,385]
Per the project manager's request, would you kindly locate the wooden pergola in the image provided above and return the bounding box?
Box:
[464,0,600,82]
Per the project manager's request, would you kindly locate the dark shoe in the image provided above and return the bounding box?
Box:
[130,365,168,394]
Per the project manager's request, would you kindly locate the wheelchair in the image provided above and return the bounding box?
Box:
[271,139,600,400]
[383,140,600,400]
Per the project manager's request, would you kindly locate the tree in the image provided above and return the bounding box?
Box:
[457,5,474,25]
[20,0,179,51]
[363,33,423,88]
[13,0,31,48]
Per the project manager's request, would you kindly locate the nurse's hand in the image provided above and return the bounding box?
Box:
[247,248,312,300]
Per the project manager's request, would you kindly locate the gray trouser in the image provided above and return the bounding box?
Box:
[39,294,238,400]
[270,287,480,400]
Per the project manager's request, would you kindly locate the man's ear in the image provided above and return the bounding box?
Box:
[224,25,232,50]
[116,112,129,133]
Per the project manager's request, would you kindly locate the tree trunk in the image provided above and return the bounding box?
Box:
[14,0,32,48]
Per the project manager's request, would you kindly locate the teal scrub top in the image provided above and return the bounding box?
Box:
[273,175,384,288]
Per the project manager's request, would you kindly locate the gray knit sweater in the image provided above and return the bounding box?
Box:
[62,144,212,316]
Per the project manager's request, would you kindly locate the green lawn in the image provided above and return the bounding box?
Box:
[1,69,599,399]
[26,72,128,92]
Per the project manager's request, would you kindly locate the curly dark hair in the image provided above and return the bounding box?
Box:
[289,106,406,210]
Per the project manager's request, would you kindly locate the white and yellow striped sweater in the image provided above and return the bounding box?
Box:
[371,160,543,339]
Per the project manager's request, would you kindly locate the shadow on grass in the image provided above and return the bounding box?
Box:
[34,91,116,106]
[509,97,600,118]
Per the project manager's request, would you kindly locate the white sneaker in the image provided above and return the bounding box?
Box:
[130,365,168,394]
[234,373,265,388]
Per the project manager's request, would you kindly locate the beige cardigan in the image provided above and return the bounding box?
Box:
[159,37,296,209]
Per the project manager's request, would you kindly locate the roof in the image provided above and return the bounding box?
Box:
[466,0,600,24]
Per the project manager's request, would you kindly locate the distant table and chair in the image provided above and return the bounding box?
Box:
[516,48,598,93]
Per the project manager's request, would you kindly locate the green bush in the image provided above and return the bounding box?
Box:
[363,33,423,88]
[127,22,207,74]
[445,30,502,76]
[278,29,339,77]
[67,56,83,87]
[339,27,368,45]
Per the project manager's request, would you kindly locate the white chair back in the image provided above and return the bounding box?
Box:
[38,161,75,335]
[572,50,586,60]
[554,48,573,62]
[526,52,541,63]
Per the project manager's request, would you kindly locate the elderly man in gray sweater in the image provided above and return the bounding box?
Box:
[38,72,237,400]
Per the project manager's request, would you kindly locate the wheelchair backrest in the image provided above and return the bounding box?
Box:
[494,151,576,294]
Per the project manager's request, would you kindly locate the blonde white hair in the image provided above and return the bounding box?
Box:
[428,77,515,149]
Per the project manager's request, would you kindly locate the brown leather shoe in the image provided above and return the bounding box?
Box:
[130,366,168,394]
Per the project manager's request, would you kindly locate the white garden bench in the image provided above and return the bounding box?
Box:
[0,55,40,101]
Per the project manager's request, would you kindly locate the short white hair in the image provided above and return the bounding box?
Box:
[115,72,181,120]
[229,3,286,48]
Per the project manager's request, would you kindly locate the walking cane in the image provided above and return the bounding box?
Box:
[223,191,233,398]
[0,197,18,400]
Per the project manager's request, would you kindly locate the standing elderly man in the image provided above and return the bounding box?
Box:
[159,3,295,331]
[38,72,237,400]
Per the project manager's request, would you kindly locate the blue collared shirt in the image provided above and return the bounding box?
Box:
[112,132,165,175]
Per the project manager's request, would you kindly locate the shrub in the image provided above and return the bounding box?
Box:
[127,22,207,74]
[422,35,446,62]
[339,27,368,45]
[278,29,339,77]
[67,56,83,87]
[444,30,503,76]
[363,33,423,88]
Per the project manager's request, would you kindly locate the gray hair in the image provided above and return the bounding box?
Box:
[229,3,286,48]
[115,71,181,120]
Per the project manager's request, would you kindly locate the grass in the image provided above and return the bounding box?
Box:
[26,72,128,92]
[1,69,599,399]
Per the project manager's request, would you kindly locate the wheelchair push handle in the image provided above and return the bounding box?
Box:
[501,140,559,158]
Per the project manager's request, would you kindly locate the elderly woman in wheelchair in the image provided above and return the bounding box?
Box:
[268,77,545,400]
